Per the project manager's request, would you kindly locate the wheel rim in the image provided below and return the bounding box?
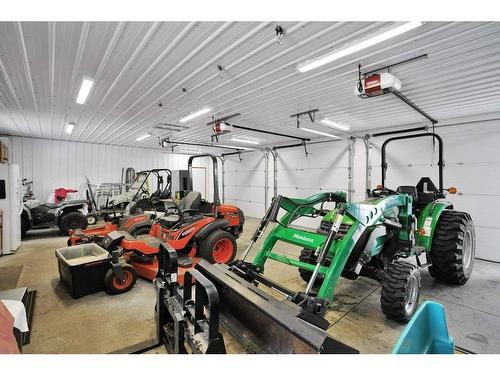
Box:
[462,228,474,273]
[87,216,96,225]
[212,238,234,263]
[112,271,133,290]
[404,274,419,316]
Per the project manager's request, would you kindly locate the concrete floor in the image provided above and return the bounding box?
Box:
[1,218,499,354]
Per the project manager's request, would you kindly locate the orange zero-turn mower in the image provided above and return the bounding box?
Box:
[69,154,244,294]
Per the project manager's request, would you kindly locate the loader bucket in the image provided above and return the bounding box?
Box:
[196,261,358,354]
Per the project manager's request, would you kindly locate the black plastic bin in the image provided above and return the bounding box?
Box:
[55,243,111,298]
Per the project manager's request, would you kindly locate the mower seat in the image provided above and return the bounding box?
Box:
[160,191,203,228]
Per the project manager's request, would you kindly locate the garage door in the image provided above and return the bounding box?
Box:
[369,122,500,262]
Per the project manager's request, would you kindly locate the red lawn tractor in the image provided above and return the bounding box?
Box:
[68,154,244,294]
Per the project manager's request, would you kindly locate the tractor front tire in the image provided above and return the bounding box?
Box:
[298,248,325,288]
[381,261,421,323]
[429,210,475,285]
[59,211,88,235]
[104,264,137,295]
[199,230,237,264]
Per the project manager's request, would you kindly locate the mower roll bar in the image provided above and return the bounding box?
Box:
[187,154,220,208]
[381,133,444,192]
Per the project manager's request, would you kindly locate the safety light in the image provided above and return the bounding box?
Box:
[447,187,458,194]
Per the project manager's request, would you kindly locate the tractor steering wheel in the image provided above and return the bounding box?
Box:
[371,187,399,197]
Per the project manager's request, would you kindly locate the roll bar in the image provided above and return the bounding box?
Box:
[131,168,173,202]
[381,133,444,192]
[187,154,220,207]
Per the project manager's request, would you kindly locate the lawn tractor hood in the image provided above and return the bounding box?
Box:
[155,245,358,354]
[355,72,401,98]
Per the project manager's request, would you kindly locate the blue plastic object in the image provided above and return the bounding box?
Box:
[393,301,454,354]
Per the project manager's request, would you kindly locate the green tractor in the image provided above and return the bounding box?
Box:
[153,132,474,353]
[295,132,475,321]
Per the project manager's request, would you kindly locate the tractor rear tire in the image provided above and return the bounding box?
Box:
[199,230,237,264]
[59,211,88,235]
[104,264,137,295]
[381,261,421,323]
[298,248,326,288]
[429,210,475,285]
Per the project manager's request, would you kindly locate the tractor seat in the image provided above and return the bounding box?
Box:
[159,191,203,228]
[416,177,439,207]
[396,186,418,203]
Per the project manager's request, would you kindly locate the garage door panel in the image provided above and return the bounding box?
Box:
[370,123,500,261]
[475,227,500,262]
[224,153,267,218]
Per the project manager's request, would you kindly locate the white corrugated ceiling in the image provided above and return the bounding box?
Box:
[0,21,499,151]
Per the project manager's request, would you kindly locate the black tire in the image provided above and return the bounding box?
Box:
[428,210,475,285]
[198,230,237,264]
[59,211,88,235]
[104,264,137,295]
[86,213,98,226]
[381,261,421,322]
[298,248,327,287]
[21,215,30,238]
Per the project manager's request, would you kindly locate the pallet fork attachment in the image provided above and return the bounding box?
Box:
[155,243,358,354]
[155,244,226,354]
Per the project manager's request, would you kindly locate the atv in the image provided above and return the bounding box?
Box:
[85,168,173,225]
[68,154,245,294]
[21,198,88,237]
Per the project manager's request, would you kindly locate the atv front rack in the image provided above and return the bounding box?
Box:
[155,244,358,354]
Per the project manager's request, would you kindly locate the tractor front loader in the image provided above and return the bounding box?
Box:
[154,191,362,353]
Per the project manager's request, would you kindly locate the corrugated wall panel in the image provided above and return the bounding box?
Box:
[9,136,188,201]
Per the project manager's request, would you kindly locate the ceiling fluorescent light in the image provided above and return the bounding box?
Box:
[297,22,423,72]
[320,119,350,131]
[217,144,255,151]
[76,77,95,104]
[179,106,213,123]
[300,127,340,139]
[136,133,151,142]
[65,122,75,134]
[230,137,260,145]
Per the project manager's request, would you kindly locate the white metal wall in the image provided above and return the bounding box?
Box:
[368,121,500,262]
[9,136,191,201]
